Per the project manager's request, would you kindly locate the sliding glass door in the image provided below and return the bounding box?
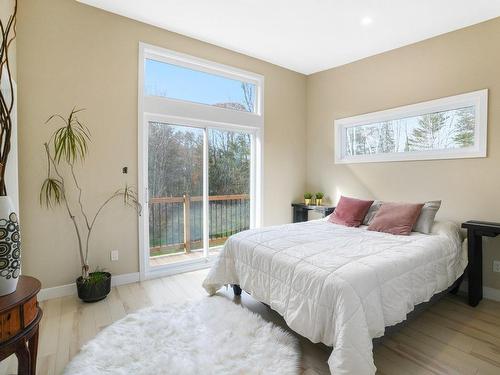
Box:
[146,121,252,269]
[148,122,204,267]
[208,129,251,251]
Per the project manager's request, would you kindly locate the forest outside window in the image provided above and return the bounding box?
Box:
[334,89,488,164]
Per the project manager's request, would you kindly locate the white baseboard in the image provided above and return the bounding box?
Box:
[482,286,500,302]
[38,272,140,302]
[38,261,211,302]
[459,280,500,302]
[112,272,141,286]
[38,283,76,302]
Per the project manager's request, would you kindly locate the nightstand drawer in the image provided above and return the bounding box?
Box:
[23,296,38,327]
[0,307,21,341]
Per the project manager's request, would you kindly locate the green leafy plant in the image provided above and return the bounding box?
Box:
[40,108,142,279]
[83,267,108,285]
[304,192,313,199]
[315,192,324,199]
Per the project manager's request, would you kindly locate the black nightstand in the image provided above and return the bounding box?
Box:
[292,203,335,223]
[461,221,500,307]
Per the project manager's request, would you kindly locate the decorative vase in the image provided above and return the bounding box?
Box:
[0,196,20,296]
[304,198,311,205]
[316,198,323,206]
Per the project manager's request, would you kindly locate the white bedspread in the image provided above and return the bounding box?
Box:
[203,220,467,374]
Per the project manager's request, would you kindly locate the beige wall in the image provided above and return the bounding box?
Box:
[307,17,500,289]
[17,0,307,288]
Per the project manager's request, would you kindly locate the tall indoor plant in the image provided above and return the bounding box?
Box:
[40,108,141,302]
[0,1,19,296]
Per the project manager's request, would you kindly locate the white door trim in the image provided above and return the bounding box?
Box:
[138,42,264,281]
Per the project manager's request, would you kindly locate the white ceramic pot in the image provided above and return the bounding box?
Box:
[0,196,20,296]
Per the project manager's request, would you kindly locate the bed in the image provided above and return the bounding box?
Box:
[202,218,467,374]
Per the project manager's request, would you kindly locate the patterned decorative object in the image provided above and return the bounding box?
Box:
[0,197,20,296]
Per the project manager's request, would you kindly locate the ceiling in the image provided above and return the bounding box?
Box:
[78,0,500,75]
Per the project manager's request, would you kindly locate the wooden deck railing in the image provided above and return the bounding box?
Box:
[149,194,250,257]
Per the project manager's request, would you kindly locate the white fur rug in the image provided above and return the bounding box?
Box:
[64,297,300,375]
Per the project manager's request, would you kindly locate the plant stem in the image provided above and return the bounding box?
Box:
[84,191,122,265]
[44,143,87,274]
[69,162,91,230]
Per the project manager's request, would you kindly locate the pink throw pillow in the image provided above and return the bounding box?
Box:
[368,202,424,235]
[328,196,374,227]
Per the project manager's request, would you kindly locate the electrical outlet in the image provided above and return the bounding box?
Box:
[493,260,500,273]
[111,250,119,261]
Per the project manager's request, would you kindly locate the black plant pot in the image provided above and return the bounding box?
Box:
[76,272,111,303]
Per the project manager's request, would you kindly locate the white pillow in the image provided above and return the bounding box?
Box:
[413,200,441,234]
[362,200,382,226]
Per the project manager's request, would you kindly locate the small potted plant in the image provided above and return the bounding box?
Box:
[315,192,324,206]
[304,192,313,205]
[76,267,111,303]
[40,108,141,302]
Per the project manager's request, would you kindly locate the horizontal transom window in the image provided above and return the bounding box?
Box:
[334,89,488,164]
[144,59,256,113]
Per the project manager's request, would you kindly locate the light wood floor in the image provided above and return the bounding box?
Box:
[3,269,500,375]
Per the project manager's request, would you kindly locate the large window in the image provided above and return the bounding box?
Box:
[335,90,487,163]
[139,43,263,278]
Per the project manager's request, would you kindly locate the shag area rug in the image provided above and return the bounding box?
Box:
[64,297,300,375]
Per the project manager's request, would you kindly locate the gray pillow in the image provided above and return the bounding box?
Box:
[413,200,441,234]
[362,200,382,225]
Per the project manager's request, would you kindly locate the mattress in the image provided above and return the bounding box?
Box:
[203,219,467,374]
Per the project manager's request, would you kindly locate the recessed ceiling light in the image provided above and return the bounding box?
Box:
[361,16,373,26]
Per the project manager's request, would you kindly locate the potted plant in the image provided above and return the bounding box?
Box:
[76,267,111,303]
[315,192,324,206]
[0,1,20,296]
[39,108,141,302]
[304,192,313,205]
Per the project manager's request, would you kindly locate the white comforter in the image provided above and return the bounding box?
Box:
[202,220,467,374]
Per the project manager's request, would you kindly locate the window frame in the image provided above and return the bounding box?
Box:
[143,45,263,117]
[334,89,488,164]
[138,43,264,280]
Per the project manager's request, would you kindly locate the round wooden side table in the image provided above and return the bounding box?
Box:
[0,276,42,375]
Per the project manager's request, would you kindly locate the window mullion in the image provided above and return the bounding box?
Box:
[202,127,209,258]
